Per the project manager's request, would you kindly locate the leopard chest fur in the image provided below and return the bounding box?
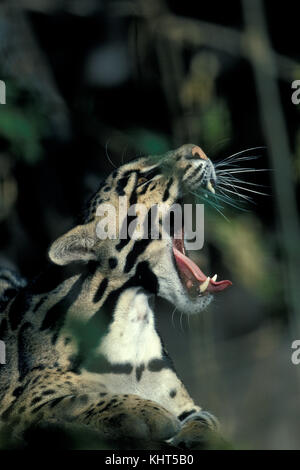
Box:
[82,288,181,412]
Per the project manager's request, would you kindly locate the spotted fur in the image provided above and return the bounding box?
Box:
[0,144,220,448]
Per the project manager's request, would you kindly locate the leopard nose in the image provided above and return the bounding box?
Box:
[192,146,209,161]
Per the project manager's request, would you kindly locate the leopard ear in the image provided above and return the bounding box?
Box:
[48,224,97,266]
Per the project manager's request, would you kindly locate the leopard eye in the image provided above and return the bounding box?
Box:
[137,177,147,186]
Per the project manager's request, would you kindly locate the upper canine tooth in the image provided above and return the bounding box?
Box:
[207,181,215,194]
[200,277,210,293]
[211,274,217,282]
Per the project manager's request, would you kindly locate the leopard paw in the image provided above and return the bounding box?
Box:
[169,411,228,450]
[98,396,180,442]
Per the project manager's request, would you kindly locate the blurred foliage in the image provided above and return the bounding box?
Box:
[0,154,18,220]
[0,0,299,451]
[180,52,232,150]
[294,129,300,181]
[200,101,232,151]
[128,127,171,155]
[0,78,47,164]
[207,212,281,300]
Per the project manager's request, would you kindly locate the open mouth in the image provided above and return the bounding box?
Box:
[172,227,232,297]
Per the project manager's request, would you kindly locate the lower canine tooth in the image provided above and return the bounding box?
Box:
[207,181,215,194]
[211,274,217,282]
[200,277,210,293]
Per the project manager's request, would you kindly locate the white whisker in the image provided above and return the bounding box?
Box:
[209,200,231,220]
[105,141,118,169]
[171,307,177,329]
[217,168,270,175]
[217,175,268,188]
[214,146,266,166]
[191,143,268,216]
[222,183,268,196]
[215,155,261,168]
[180,312,184,332]
[218,185,253,201]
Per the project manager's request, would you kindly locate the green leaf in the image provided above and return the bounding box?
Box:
[0,106,44,164]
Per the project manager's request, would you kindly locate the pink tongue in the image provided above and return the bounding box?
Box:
[173,247,206,281]
[173,247,232,293]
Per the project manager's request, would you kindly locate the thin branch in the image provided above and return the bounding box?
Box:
[142,13,300,83]
[242,0,300,350]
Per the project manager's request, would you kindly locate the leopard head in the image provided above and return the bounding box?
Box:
[49,144,231,314]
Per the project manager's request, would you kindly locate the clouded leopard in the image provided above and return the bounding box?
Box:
[0,144,231,449]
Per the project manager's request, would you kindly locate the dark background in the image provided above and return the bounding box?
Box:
[0,0,299,449]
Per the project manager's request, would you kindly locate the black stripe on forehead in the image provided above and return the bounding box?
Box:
[140,166,162,179]
[186,165,205,182]
[112,162,162,195]
[120,169,140,178]
[163,177,174,202]
[116,174,131,196]
[138,181,152,196]
[115,169,139,196]
[191,170,207,187]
